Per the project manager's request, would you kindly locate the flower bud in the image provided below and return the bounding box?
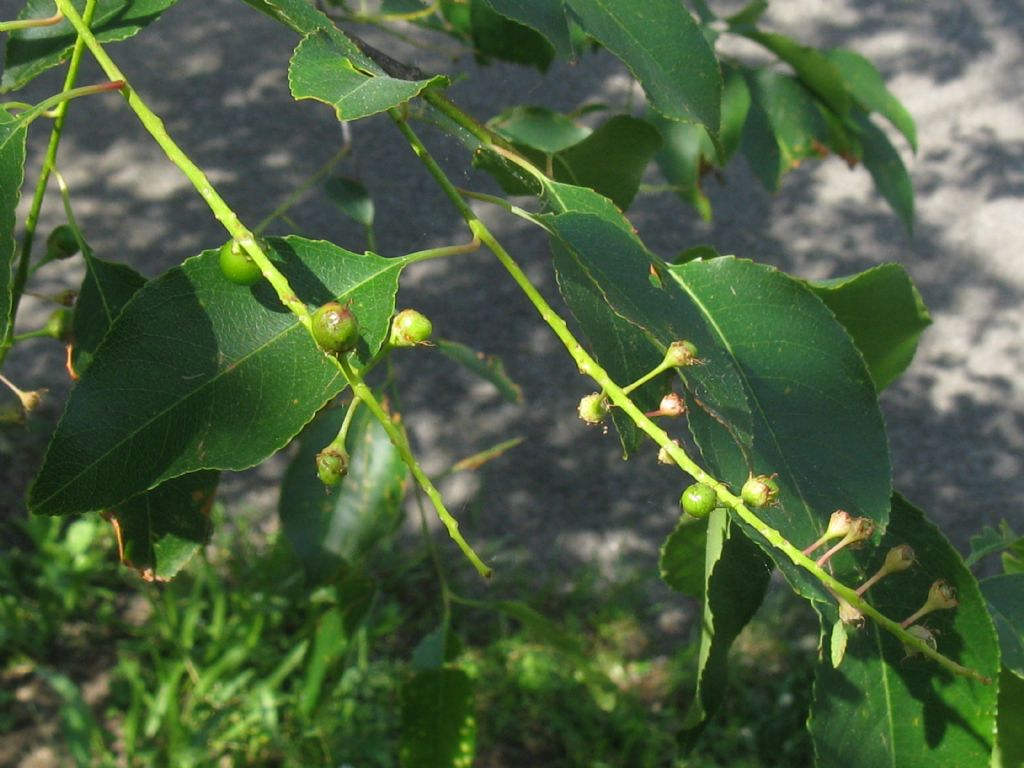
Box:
[884,544,916,574]
[42,308,73,342]
[901,579,958,628]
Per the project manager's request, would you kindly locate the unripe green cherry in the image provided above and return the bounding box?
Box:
[741,473,779,507]
[578,392,609,425]
[46,225,79,260]
[311,301,360,355]
[316,447,349,487]
[218,240,262,286]
[680,482,717,519]
[42,308,73,342]
[390,308,433,347]
[664,340,699,367]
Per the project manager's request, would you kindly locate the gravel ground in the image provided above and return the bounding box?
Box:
[3,0,1022,583]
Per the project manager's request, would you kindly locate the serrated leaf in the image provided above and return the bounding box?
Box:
[741,30,851,118]
[806,263,931,392]
[827,48,917,152]
[289,31,448,121]
[659,514,708,598]
[546,215,891,600]
[29,236,405,517]
[809,494,999,768]
[279,403,408,579]
[400,668,476,768]
[71,252,147,376]
[435,338,522,403]
[980,574,1024,679]
[107,471,217,581]
[966,521,1021,569]
[857,112,915,233]
[678,509,772,751]
[0,109,28,345]
[324,177,374,229]
[2,0,181,92]
[489,105,591,154]
[479,0,572,57]
[565,0,721,131]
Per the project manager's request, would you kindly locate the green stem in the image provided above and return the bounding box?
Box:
[392,103,991,685]
[329,395,362,450]
[403,237,481,264]
[0,10,63,32]
[0,0,98,369]
[52,0,308,325]
[56,0,490,579]
[622,360,672,396]
[338,357,491,578]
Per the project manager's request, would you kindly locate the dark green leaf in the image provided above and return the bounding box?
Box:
[324,176,375,229]
[489,105,590,154]
[29,236,404,516]
[289,31,448,121]
[980,574,1024,679]
[724,0,768,26]
[806,263,931,392]
[679,509,772,751]
[540,179,631,231]
[809,494,999,768]
[719,68,752,162]
[412,622,463,671]
[994,667,1024,767]
[479,0,572,57]
[552,115,662,209]
[966,521,1022,569]
[107,471,217,581]
[467,0,555,71]
[658,514,708,598]
[828,48,917,152]
[552,240,660,456]
[650,110,715,220]
[740,30,851,117]
[2,0,181,92]
[436,338,523,403]
[71,253,147,376]
[279,403,408,579]
[400,668,476,768]
[547,215,891,599]
[739,89,781,191]
[747,70,829,175]
[858,112,915,233]
[0,110,28,344]
[565,0,721,131]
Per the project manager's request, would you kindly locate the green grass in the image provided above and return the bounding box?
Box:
[0,503,818,767]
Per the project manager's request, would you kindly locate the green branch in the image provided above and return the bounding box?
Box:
[389,104,990,685]
[0,0,98,368]
[54,0,490,579]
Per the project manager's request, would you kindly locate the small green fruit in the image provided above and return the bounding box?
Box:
[680,482,717,518]
[315,447,349,487]
[741,474,779,507]
[390,308,433,347]
[218,240,262,286]
[311,301,360,354]
[664,340,699,367]
[577,392,609,425]
[46,225,80,260]
[42,308,73,342]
